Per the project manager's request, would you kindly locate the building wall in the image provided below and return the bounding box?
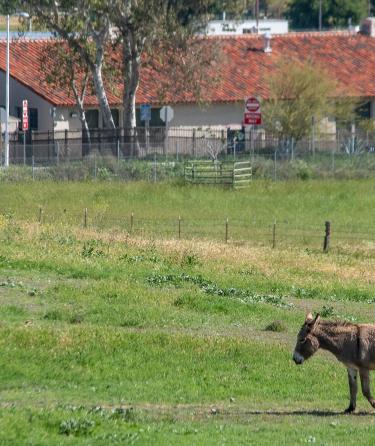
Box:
[205,19,289,35]
[0,72,54,132]
[171,102,245,128]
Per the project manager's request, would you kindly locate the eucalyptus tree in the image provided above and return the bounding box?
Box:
[19,0,245,133]
[108,0,224,129]
[22,0,116,128]
[41,42,93,154]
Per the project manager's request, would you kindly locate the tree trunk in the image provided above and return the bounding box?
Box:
[80,109,91,157]
[71,77,91,157]
[122,35,141,157]
[93,63,115,129]
[122,39,140,129]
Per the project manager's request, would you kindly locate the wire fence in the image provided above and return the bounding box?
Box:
[28,207,375,250]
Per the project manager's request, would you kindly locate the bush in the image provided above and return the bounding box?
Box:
[264,320,287,332]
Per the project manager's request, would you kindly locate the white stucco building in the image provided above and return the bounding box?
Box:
[1,19,375,137]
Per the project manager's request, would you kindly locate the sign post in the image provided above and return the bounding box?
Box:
[243,96,261,126]
[243,96,262,161]
[22,100,28,165]
[160,106,174,156]
[140,104,151,154]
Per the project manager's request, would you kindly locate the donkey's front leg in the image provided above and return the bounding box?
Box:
[344,368,358,413]
[359,369,375,409]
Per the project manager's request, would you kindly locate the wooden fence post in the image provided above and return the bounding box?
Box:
[84,208,88,228]
[323,221,331,252]
[130,212,134,234]
[178,216,181,239]
[225,218,229,243]
[272,220,276,249]
[38,207,43,224]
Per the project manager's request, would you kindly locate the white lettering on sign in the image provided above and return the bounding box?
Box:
[22,100,28,131]
[245,96,260,113]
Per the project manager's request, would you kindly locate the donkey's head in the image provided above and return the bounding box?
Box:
[293,313,320,365]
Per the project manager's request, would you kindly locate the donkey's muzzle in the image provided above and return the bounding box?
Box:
[292,352,304,364]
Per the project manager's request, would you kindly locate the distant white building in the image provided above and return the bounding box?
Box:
[205,18,289,35]
[0,108,19,134]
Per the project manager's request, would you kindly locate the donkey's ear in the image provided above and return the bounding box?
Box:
[306,313,320,329]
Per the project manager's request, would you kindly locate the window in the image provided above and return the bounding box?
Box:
[356,101,371,119]
[101,109,119,127]
[29,108,38,130]
[15,106,38,130]
[136,107,165,127]
[243,28,256,34]
[85,110,99,129]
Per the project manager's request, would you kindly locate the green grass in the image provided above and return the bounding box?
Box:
[0,180,373,245]
[0,180,374,444]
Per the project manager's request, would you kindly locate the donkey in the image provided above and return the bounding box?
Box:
[293,313,375,413]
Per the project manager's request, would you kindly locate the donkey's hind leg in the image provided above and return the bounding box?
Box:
[344,368,358,413]
[359,369,375,409]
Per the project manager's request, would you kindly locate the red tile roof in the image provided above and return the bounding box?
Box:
[1,31,375,107]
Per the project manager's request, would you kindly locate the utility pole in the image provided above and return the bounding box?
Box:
[319,0,322,31]
[256,0,259,33]
[5,15,10,167]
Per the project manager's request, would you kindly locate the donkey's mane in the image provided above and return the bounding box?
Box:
[319,319,356,328]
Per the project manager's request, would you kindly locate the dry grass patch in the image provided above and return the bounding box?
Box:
[16,222,375,291]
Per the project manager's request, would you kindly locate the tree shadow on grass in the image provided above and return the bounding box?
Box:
[213,409,374,417]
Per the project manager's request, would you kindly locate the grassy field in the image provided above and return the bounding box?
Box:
[0,179,374,246]
[0,180,374,444]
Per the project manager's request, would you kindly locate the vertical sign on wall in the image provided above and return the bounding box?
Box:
[22,100,29,131]
[243,96,262,125]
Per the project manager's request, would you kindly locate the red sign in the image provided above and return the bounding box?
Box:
[22,100,28,131]
[243,112,262,126]
[245,96,260,113]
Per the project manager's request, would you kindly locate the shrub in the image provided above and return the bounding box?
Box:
[264,320,287,332]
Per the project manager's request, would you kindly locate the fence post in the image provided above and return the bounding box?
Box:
[130,212,134,234]
[178,216,181,239]
[154,151,157,182]
[225,218,229,243]
[291,137,294,161]
[323,221,331,252]
[38,206,43,224]
[65,128,68,143]
[32,155,35,180]
[192,129,196,158]
[272,220,276,249]
[312,116,316,158]
[84,208,88,228]
[273,150,277,181]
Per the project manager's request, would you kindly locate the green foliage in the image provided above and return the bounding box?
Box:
[59,418,95,436]
[262,60,358,142]
[288,0,369,29]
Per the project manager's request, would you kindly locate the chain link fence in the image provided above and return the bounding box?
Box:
[2,126,375,181]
